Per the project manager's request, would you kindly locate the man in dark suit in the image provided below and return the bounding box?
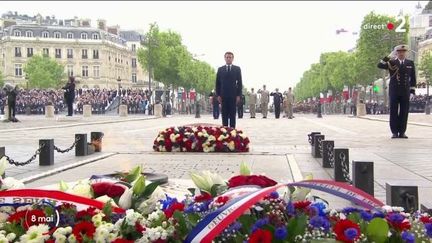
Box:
[378,44,416,138]
[62,76,76,116]
[270,88,283,119]
[215,51,243,128]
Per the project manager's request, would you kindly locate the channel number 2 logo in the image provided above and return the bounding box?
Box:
[388,16,407,33]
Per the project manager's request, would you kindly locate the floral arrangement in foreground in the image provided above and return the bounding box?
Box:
[153,125,250,152]
[0,162,432,242]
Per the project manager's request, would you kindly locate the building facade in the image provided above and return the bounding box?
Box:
[0,12,149,89]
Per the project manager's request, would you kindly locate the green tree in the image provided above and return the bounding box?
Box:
[24,55,65,89]
[419,50,432,87]
[356,11,409,106]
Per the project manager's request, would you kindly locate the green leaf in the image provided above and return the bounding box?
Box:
[210,184,221,197]
[125,166,142,183]
[310,240,338,243]
[187,213,201,227]
[347,212,361,224]
[132,175,146,196]
[173,211,189,238]
[366,218,390,243]
[187,187,196,196]
[141,181,160,198]
[287,214,308,242]
[102,201,113,219]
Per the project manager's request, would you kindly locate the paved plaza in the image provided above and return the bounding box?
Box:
[1,112,432,209]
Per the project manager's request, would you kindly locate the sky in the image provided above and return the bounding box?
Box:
[1,1,429,91]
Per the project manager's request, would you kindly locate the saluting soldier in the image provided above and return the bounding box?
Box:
[377,44,416,139]
[248,88,257,118]
[258,85,270,118]
[270,88,283,119]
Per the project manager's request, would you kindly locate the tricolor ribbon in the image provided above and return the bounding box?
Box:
[185,179,384,243]
[0,189,125,213]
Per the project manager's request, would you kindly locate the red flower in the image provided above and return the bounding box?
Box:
[45,239,55,243]
[215,196,230,205]
[421,216,432,224]
[7,210,27,225]
[164,202,185,218]
[76,207,97,221]
[112,239,134,243]
[248,229,273,243]
[389,219,411,232]
[334,219,361,243]
[293,200,311,210]
[194,192,213,202]
[25,209,46,229]
[73,221,96,242]
[91,182,112,197]
[228,175,277,188]
[135,221,146,233]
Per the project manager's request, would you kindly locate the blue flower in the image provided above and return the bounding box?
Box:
[286,201,295,215]
[373,211,385,218]
[342,207,360,215]
[254,218,269,228]
[227,221,242,232]
[309,216,331,231]
[360,210,373,221]
[344,228,359,241]
[184,204,195,214]
[274,226,288,240]
[310,202,327,216]
[425,223,432,237]
[160,194,177,210]
[401,231,415,243]
[270,191,279,199]
[388,213,404,224]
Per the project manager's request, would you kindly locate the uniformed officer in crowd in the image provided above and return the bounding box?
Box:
[258,85,269,118]
[3,83,19,122]
[209,90,220,119]
[378,44,416,139]
[284,87,294,119]
[237,93,245,118]
[62,76,76,116]
[248,88,257,118]
[270,88,283,119]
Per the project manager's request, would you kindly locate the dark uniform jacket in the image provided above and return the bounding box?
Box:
[62,83,76,102]
[215,65,242,98]
[377,58,416,96]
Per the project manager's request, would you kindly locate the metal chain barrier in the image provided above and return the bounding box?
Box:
[307,134,313,145]
[339,152,352,184]
[54,136,81,153]
[327,143,335,168]
[1,143,45,166]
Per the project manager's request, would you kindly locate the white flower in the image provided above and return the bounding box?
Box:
[221,128,227,133]
[227,141,235,151]
[67,180,93,198]
[125,209,142,226]
[169,134,176,142]
[190,170,225,192]
[19,224,50,243]
[137,186,166,215]
[0,177,25,190]
[94,195,118,207]
[6,233,16,242]
[0,213,8,223]
[203,146,211,153]
[67,234,77,243]
[92,213,105,227]
[0,234,8,243]
[230,130,237,137]
[118,188,133,209]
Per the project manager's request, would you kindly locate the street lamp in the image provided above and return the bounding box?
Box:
[117,76,121,97]
[25,75,29,90]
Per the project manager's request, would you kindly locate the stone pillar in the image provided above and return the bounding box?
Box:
[119,105,128,117]
[154,103,163,118]
[83,105,92,117]
[45,105,55,118]
[356,103,366,117]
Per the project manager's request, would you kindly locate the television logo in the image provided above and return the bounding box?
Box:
[363,16,406,33]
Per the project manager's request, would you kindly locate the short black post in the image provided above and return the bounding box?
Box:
[308,132,321,145]
[312,135,325,158]
[0,147,5,178]
[75,134,88,156]
[386,183,418,211]
[352,161,374,196]
[39,139,54,166]
[334,148,349,182]
[321,140,334,168]
[91,132,104,152]
[317,102,322,118]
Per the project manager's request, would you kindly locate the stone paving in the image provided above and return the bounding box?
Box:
[1,112,432,209]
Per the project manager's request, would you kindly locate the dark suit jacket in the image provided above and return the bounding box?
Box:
[377,58,416,96]
[62,82,75,101]
[215,65,242,98]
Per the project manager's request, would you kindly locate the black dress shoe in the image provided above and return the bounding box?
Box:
[391,134,398,139]
[399,133,408,139]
